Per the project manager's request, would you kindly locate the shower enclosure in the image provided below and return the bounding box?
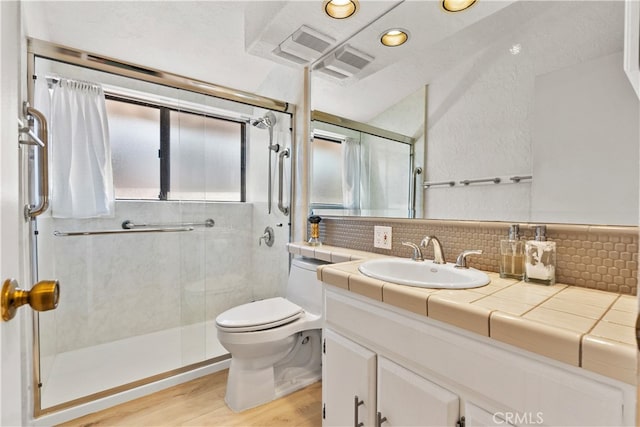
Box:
[25,39,293,417]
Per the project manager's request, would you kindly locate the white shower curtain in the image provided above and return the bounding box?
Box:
[341,137,360,210]
[35,77,114,218]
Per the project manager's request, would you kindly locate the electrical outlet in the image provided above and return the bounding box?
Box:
[374,226,392,250]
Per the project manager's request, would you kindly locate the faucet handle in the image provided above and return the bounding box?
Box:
[402,242,424,261]
[455,250,483,269]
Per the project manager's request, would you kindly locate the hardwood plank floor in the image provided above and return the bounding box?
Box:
[60,370,322,427]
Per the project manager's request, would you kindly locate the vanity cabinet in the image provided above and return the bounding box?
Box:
[322,285,634,426]
[323,328,461,427]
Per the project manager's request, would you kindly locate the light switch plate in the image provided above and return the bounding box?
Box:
[374,226,392,249]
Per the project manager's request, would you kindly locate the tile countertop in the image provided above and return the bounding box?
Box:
[287,242,638,386]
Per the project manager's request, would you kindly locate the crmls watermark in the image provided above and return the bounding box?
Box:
[492,411,544,425]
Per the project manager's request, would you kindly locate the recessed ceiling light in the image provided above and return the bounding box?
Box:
[324,0,359,19]
[380,29,409,47]
[510,43,522,55]
[441,0,477,13]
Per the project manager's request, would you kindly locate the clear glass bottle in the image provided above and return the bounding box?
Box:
[308,215,322,246]
[500,224,525,280]
[525,225,556,285]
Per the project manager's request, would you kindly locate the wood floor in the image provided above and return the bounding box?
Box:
[59,370,322,427]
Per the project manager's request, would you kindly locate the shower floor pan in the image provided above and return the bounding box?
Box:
[39,320,227,409]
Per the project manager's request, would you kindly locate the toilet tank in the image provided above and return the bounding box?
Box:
[286,257,328,315]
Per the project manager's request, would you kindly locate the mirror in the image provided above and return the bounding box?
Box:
[310,110,418,218]
[310,0,639,225]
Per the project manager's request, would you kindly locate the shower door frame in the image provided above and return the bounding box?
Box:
[25,37,297,418]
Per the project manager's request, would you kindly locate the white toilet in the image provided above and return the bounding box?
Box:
[215,257,327,412]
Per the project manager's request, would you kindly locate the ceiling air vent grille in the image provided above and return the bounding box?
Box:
[317,44,374,78]
[272,25,335,65]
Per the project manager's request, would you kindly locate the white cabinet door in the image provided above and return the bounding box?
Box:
[377,357,459,427]
[464,402,515,427]
[323,328,377,427]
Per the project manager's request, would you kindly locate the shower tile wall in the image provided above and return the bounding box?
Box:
[251,203,291,301]
[37,200,255,357]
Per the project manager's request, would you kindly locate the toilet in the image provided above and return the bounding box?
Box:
[215,257,327,412]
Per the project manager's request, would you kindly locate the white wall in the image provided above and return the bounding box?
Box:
[424,1,634,225]
[532,52,639,225]
[425,37,532,222]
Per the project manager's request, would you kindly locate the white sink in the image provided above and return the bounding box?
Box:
[358,258,490,289]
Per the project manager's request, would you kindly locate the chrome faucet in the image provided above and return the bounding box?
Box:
[420,236,446,264]
[401,241,424,261]
[455,249,483,268]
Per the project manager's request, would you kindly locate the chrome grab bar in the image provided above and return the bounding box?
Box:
[409,166,422,218]
[426,175,531,188]
[121,218,215,229]
[460,177,501,186]
[424,180,455,188]
[53,227,194,237]
[278,148,290,216]
[53,218,214,237]
[23,103,50,219]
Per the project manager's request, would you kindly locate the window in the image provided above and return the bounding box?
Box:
[310,136,344,206]
[106,97,245,201]
[106,100,161,200]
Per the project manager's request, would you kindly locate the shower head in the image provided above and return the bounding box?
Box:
[251,111,277,129]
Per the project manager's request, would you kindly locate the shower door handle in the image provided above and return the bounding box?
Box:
[1,278,59,321]
[22,103,50,219]
[278,148,290,216]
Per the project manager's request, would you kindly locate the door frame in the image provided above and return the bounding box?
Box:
[1,1,29,426]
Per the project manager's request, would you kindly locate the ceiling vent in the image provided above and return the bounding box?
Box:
[316,44,374,79]
[272,25,336,65]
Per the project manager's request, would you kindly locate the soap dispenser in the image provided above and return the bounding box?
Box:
[524,225,556,285]
[499,224,525,280]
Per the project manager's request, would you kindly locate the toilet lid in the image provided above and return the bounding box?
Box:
[216,297,304,332]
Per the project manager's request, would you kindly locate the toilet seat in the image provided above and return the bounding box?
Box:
[216,297,304,332]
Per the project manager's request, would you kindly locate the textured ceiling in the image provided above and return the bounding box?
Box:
[22,1,624,122]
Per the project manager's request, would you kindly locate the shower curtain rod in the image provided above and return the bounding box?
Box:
[40,75,102,91]
[27,38,292,114]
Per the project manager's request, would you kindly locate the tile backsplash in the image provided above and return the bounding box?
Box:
[313,217,638,295]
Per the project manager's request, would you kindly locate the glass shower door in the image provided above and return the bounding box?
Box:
[33,56,293,412]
